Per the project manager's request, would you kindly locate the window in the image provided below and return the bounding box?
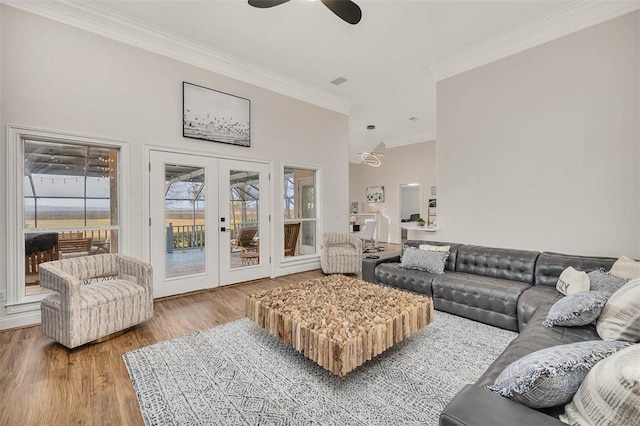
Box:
[283,166,318,257]
[6,126,125,302]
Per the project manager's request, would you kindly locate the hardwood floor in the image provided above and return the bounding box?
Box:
[0,269,325,426]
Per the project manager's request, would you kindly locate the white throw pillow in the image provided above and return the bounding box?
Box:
[556,266,590,296]
[596,278,640,342]
[609,256,640,280]
[418,244,450,252]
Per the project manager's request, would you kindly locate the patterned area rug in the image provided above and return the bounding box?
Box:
[123,312,516,426]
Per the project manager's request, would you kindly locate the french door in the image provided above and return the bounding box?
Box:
[149,150,270,298]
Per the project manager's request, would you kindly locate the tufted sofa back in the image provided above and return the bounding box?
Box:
[534,252,617,287]
[455,245,539,284]
[403,240,462,272]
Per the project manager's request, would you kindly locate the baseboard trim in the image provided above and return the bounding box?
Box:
[0,310,41,330]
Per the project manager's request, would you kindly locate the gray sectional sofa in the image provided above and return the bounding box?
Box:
[361,240,617,425]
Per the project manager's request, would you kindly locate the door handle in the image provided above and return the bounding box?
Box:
[220,227,231,232]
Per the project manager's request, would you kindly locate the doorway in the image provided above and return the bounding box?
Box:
[149,150,270,298]
[399,183,421,243]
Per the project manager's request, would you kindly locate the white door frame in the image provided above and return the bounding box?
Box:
[144,146,273,298]
[218,159,271,286]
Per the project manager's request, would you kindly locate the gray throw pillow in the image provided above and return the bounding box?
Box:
[485,340,631,409]
[587,269,627,295]
[562,344,640,425]
[542,291,609,327]
[400,247,448,274]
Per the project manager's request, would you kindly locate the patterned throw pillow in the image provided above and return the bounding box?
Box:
[587,269,627,295]
[542,291,609,327]
[485,340,631,409]
[556,266,590,296]
[609,256,640,280]
[400,247,448,274]
[596,278,640,342]
[562,344,640,425]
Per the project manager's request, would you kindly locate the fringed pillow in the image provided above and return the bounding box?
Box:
[485,340,631,408]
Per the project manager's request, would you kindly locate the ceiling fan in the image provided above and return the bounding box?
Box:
[248,0,362,25]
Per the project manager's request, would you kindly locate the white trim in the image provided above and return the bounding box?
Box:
[384,130,437,149]
[431,1,640,81]
[274,259,322,277]
[0,310,41,331]
[1,0,352,115]
[143,145,277,285]
[4,125,130,323]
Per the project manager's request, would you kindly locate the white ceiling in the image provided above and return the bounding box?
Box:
[7,1,640,162]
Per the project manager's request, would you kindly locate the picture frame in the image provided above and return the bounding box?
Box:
[366,186,384,203]
[183,82,251,147]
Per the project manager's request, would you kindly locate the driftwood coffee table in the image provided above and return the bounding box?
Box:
[246,275,434,376]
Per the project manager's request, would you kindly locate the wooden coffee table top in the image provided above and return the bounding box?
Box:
[246,275,434,376]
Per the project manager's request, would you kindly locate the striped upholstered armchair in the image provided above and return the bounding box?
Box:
[39,254,153,349]
[320,232,362,274]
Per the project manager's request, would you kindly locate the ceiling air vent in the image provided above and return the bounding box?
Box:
[330,77,348,86]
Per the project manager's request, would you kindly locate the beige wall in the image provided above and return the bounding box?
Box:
[434,12,640,257]
[349,140,437,244]
[0,6,349,328]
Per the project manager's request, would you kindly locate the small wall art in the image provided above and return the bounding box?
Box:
[366,186,385,203]
[183,82,250,147]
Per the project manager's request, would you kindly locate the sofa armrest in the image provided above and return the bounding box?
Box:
[440,385,565,426]
[39,263,81,308]
[115,254,154,296]
[362,253,401,283]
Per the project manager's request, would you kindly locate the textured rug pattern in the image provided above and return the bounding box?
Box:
[123,312,516,425]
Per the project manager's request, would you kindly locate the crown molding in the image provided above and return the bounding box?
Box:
[383,130,437,149]
[1,0,353,115]
[432,1,640,81]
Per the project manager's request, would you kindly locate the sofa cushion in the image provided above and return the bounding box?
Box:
[587,269,627,295]
[432,272,531,331]
[400,246,448,274]
[534,252,616,288]
[374,262,436,296]
[455,245,539,285]
[562,344,640,426]
[596,278,640,342]
[609,255,640,280]
[517,286,563,332]
[555,266,589,296]
[476,305,601,389]
[486,340,631,409]
[419,244,450,252]
[542,291,608,327]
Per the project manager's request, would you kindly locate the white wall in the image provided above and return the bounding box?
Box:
[434,12,640,258]
[0,6,349,328]
[349,140,437,244]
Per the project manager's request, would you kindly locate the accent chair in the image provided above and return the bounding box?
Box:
[320,232,362,274]
[39,254,153,349]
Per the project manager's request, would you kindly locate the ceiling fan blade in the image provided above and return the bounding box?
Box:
[248,0,290,8]
[320,0,362,25]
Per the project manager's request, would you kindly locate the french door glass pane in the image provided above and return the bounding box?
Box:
[164,164,206,279]
[229,169,260,269]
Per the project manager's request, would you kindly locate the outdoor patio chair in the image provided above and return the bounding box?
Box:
[284,223,301,257]
[39,254,153,349]
[232,227,258,252]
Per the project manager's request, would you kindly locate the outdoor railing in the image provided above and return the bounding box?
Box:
[166,224,206,252]
[165,221,258,253]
